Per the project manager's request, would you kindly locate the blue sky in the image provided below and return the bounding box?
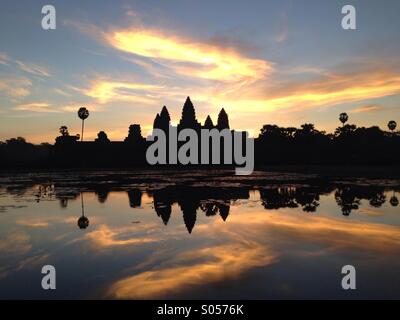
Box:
[1,0,400,142]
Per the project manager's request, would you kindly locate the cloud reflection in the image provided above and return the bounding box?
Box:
[106,241,277,299]
[105,194,400,299]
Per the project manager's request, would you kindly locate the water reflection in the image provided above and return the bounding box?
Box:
[390,191,399,207]
[77,193,89,229]
[0,171,400,299]
[27,183,399,233]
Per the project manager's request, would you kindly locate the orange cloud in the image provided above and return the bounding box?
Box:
[82,79,167,104]
[84,224,161,248]
[101,27,400,116]
[92,26,400,119]
[0,230,31,254]
[104,194,400,299]
[14,102,100,113]
[226,205,400,254]
[64,21,400,134]
[198,69,400,115]
[15,102,55,113]
[350,104,383,113]
[0,76,32,99]
[16,220,50,228]
[106,242,277,299]
[105,29,272,83]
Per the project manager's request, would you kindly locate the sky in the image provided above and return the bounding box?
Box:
[0,0,400,143]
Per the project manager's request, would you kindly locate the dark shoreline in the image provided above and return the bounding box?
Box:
[1,164,400,177]
[1,166,400,192]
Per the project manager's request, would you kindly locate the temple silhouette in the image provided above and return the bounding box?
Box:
[52,96,236,167]
[153,97,229,133]
[0,96,399,168]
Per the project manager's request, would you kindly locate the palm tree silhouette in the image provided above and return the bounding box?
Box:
[339,112,348,127]
[388,120,397,134]
[77,107,89,142]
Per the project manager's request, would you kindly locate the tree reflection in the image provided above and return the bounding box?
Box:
[77,192,89,229]
[390,191,399,207]
[335,187,361,216]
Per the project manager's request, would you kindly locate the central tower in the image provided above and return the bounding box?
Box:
[177,96,201,132]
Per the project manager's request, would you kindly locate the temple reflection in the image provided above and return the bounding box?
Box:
[29,182,399,233]
[95,187,110,204]
[150,186,249,233]
[127,189,142,208]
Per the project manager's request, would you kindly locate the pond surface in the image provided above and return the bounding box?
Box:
[0,170,399,299]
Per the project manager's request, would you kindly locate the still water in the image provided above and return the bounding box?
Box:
[0,170,399,299]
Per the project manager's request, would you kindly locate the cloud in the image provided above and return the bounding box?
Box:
[90,24,400,117]
[227,205,400,255]
[53,88,71,97]
[0,52,50,77]
[0,230,31,255]
[82,80,165,104]
[60,104,99,113]
[350,104,384,114]
[15,102,100,113]
[16,219,50,228]
[80,78,184,104]
[105,28,273,83]
[272,8,290,44]
[15,61,51,77]
[0,253,50,280]
[15,103,55,113]
[274,30,288,44]
[357,208,384,217]
[0,52,10,65]
[84,224,160,248]
[106,242,276,299]
[66,20,400,133]
[0,76,32,99]
[104,194,400,299]
[204,68,400,115]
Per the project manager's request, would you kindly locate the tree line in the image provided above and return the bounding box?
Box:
[0,111,399,168]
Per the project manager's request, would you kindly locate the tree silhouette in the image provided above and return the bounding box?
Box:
[339,112,349,127]
[388,120,397,133]
[59,126,69,137]
[56,126,79,144]
[77,107,89,142]
[124,124,143,143]
[95,131,110,143]
[334,124,357,137]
